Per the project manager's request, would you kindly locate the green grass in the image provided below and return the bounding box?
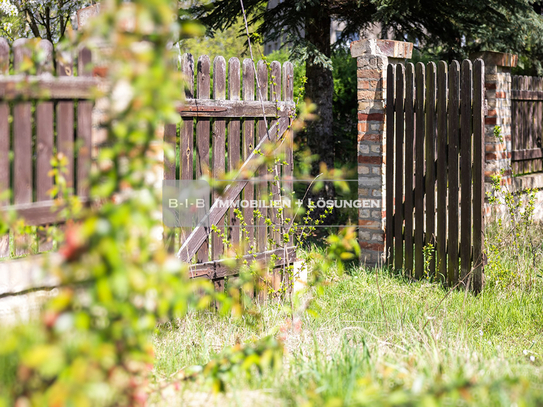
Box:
[152,262,543,406]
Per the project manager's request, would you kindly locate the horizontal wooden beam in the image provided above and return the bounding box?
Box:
[511,148,543,161]
[511,90,543,101]
[177,99,295,118]
[189,246,296,280]
[0,198,88,226]
[0,76,99,100]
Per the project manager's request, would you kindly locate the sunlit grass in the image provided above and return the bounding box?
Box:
[152,250,543,406]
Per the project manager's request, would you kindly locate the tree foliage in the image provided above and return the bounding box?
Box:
[0,0,93,42]
[191,0,543,175]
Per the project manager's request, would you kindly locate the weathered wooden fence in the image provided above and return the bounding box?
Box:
[385,60,485,292]
[511,75,543,175]
[166,53,297,291]
[0,38,95,259]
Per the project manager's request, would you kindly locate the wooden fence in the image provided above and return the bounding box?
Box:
[511,75,543,175]
[385,59,485,292]
[0,38,94,259]
[166,54,297,290]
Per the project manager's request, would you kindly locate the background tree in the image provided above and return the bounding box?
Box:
[191,0,543,188]
[0,0,93,43]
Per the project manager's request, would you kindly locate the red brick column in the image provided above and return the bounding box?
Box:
[470,51,517,185]
[350,39,413,267]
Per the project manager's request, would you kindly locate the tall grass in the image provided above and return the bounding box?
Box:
[152,236,543,406]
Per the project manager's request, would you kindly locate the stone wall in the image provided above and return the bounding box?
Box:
[350,39,413,266]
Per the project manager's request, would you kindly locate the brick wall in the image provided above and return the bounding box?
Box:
[350,39,413,266]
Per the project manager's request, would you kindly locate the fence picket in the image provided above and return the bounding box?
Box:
[242,59,255,251]
[242,58,255,298]
[212,56,226,265]
[56,49,75,191]
[13,39,33,256]
[404,63,415,276]
[179,53,194,249]
[472,59,485,293]
[36,40,54,252]
[436,61,448,282]
[256,60,268,263]
[77,47,93,198]
[425,62,437,278]
[460,60,473,284]
[228,57,241,248]
[282,62,294,198]
[447,61,460,286]
[414,63,425,279]
[0,38,9,257]
[256,60,269,299]
[196,55,211,263]
[385,64,395,267]
[394,64,405,272]
[270,61,281,255]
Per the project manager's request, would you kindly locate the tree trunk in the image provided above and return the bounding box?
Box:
[304,4,336,217]
[305,6,334,174]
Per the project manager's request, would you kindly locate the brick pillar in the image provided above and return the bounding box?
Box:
[470,51,517,184]
[470,51,517,219]
[350,39,413,267]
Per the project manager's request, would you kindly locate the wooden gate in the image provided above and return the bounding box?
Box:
[165,54,297,288]
[511,75,543,175]
[385,59,485,292]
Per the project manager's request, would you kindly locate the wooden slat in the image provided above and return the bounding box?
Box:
[522,77,528,173]
[228,57,241,248]
[57,50,75,191]
[189,246,296,279]
[0,76,98,99]
[385,64,395,268]
[282,62,294,196]
[472,59,484,294]
[36,40,54,201]
[212,56,226,262]
[460,60,473,284]
[256,60,269,300]
[0,200,87,226]
[527,79,534,171]
[0,38,9,257]
[269,61,281,255]
[36,40,55,253]
[196,55,211,262]
[178,116,291,263]
[177,99,294,117]
[404,63,415,277]
[256,60,268,261]
[180,54,195,181]
[436,61,447,283]
[511,148,543,161]
[447,61,460,286]
[414,63,425,279]
[163,52,178,252]
[242,59,255,250]
[512,90,543,100]
[394,64,404,272]
[511,76,518,174]
[13,39,34,256]
[179,53,195,248]
[77,46,93,197]
[425,62,436,278]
